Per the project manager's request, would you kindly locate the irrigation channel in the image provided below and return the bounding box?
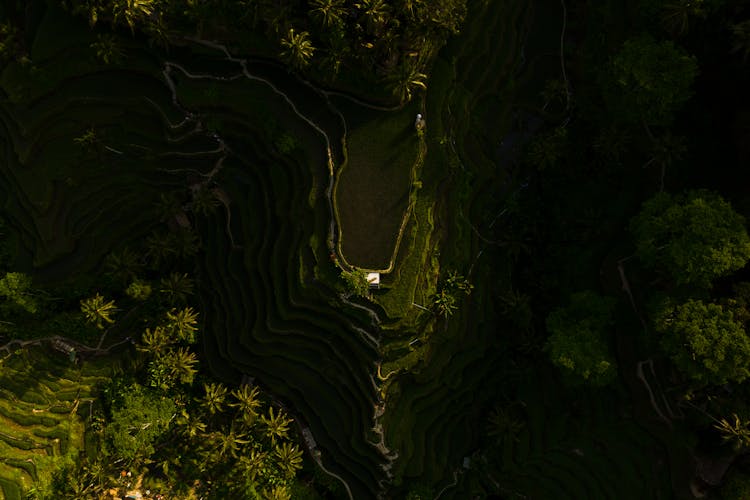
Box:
[158,38,399,498]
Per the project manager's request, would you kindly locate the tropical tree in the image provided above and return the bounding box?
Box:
[0,272,38,313]
[104,247,141,284]
[660,0,707,36]
[191,185,221,216]
[231,384,262,424]
[630,190,750,287]
[544,291,618,386]
[526,126,568,170]
[80,293,117,329]
[310,0,346,28]
[487,403,525,447]
[280,28,315,70]
[202,382,228,415]
[387,61,427,103]
[105,384,176,460]
[274,441,303,478]
[219,424,251,459]
[714,413,750,452]
[112,0,156,32]
[606,34,698,125]
[261,406,292,444]
[125,279,152,300]
[91,33,124,64]
[262,485,292,500]
[433,288,457,317]
[139,326,170,355]
[340,268,370,297]
[238,448,269,482]
[177,410,207,440]
[159,272,194,305]
[356,0,391,33]
[145,231,177,267]
[166,307,199,343]
[656,299,750,386]
[165,346,199,385]
[170,228,200,259]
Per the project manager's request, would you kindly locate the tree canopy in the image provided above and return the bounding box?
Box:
[656,299,750,386]
[630,190,750,287]
[544,291,618,387]
[606,34,698,125]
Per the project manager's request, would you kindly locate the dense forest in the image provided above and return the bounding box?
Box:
[0,0,749,498]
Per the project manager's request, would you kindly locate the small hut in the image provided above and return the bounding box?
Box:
[367,272,381,289]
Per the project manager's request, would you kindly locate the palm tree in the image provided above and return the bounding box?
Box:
[387,61,427,103]
[356,0,390,33]
[91,33,124,64]
[262,485,292,500]
[202,382,228,415]
[714,413,750,452]
[231,384,262,424]
[139,326,170,354]
[274,441,303,478]
[166,307,199,343]
[487,403,525,447]
[170,228,200,259]
[191,185,221,216]
[145,231,176,267]
[213,424,249,459]
[104,247,141,284]
[159,272,194,305]
[112,0,156,33]
[238,448,268,482]
[310,0,346,28]
[261,406,292,444]
[280,28,316,70]
[660,0,705,36]
[80,293,117,329]
[167,347,199,385]
[433,289,457,318]
[177,409,207,439]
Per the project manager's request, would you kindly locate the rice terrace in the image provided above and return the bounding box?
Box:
[0,0,749,499]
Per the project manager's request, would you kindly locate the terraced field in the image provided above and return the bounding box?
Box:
[379,0,540,489]
[333,98,422,271]
[0,7,209,280]
[0,4,389,497]
[176,71,389,498]
[0,345,113,497]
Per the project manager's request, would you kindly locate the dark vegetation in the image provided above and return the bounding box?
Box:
[0,0,749,498]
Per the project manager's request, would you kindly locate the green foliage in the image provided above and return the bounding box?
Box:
[0,272,38,313]
[656,299,750,385]
[159,272,194,305]
[105,383,176,460]
[630,190,750,287]
[90,33,123,64]
[165,306,199,343]
[340,268,370,297]
[125,279,152,300]
[714,413,750,452]
[261,406,292,445]
[432,271,473,317]
[280,28,315,70]
[544,291,618,386]
[202,382,228,415]
[719,468,750,500]
[80,293,117,329]
[606,34,697,125]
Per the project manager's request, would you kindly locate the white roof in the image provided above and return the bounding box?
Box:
[366,272,380,285]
